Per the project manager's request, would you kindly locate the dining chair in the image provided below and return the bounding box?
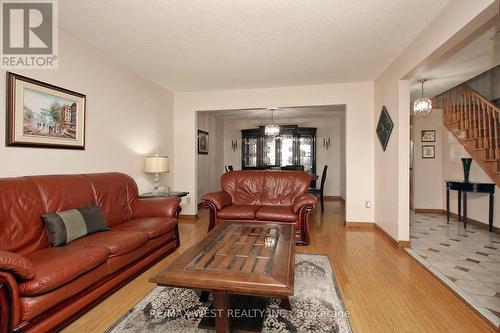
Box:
[309,165,328,212]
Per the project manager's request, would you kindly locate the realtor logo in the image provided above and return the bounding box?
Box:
[1,0,58,68]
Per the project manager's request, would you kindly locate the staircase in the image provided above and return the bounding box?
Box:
[435,84,500,187]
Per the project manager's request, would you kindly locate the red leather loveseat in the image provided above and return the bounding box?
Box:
[0,173,181,333]
[202,170,317,245]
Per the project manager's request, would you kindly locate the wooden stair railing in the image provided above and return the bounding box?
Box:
[434,84,500,187]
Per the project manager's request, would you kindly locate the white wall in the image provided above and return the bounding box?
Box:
[173,82,374,222]
[0,31,174,192]
[374,0,496,242]
[414,110,444,210]
[222,115,345,197]
[196,112,224,203]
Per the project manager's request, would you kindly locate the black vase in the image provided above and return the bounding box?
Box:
[461,158,473,183]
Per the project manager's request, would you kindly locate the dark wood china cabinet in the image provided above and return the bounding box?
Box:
[241,125,317,183]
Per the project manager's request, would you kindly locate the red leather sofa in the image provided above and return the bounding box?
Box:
[202,170,317,245]
[0,173,181,333]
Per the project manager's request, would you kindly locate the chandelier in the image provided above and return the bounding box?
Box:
[413,79,432,117]
[264,108,280,136]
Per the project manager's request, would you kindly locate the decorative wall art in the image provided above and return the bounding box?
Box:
[422,145,435,159]
[198,130,209,154]
[6,72,86,149]
[376,106,393,151]
[421,130,436,142]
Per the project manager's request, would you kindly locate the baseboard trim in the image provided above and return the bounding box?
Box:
[448,212,500,234]
[324,196,344,201]
[374,224,411,249]
[415,209,499,234]
[414,208,445,214]
[344,222,410,248]
[345,221,374,230]
[179,214,198,220]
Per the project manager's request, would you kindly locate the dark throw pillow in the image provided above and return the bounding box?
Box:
[41,205,110,246]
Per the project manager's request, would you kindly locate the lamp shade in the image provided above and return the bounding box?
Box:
[144,155,169,173]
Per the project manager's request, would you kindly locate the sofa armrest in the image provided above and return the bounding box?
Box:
[201,191,232,210]
[292,193,317,213]
[132,197,182,219]
[0,271,22,329]
[0,251,34,281]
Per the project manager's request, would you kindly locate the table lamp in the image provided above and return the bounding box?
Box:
[144,154,169,194]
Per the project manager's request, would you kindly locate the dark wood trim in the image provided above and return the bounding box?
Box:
[296,205,314,246]
[0,278,13,333]
[13,236,179,333]
[203,201,217,232]
[6,72,86,150]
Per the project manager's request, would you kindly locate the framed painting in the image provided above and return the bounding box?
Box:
[376,106,394,151]
[6,72,86,149]
[422,145,435,159]
[198,129,209,155]
[421,130,436,142]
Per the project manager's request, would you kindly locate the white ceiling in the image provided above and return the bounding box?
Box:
[410,16,500,100]
[59,0,450,92]
[206,105,346,121]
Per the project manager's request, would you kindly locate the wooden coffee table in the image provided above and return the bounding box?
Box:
[150,221,295,333]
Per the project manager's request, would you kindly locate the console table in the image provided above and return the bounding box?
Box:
[446,181,495,232]
[139,191,189,199]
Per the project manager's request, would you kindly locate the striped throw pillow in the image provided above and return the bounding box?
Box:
[41,205,110,246]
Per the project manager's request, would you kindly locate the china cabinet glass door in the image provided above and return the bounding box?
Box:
[242,136,258,168]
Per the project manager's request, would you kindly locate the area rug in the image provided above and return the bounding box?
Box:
[106,254,352,333]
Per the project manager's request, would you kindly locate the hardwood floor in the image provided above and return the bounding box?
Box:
[63,201,496,332]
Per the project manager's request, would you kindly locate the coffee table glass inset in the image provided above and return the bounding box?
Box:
[185,224,280,275]
[150,221,295,333]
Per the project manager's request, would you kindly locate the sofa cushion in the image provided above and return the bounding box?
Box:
[217,205,261,220]
[255,206,297,222]
[20,246,109,296]
[41,205,110,246]
[112,217,177,239]
[67,231,148,257]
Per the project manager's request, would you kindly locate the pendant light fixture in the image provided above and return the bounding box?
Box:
[413,79,432,117]
[264,108,280,136]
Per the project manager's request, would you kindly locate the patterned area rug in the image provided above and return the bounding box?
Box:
[107,254,351,333]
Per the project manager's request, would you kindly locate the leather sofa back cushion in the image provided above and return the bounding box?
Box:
[42,206,110,246]
[221,170,311,206]
[28,175,95,213]
[0,178,48,255]
[85,173,137,226]
[0,172,139,256]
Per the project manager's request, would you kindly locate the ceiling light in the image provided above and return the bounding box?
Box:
[414,79,432,117]
[264,108,280,136]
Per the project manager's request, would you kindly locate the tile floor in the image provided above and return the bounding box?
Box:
[409,213,500,323]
